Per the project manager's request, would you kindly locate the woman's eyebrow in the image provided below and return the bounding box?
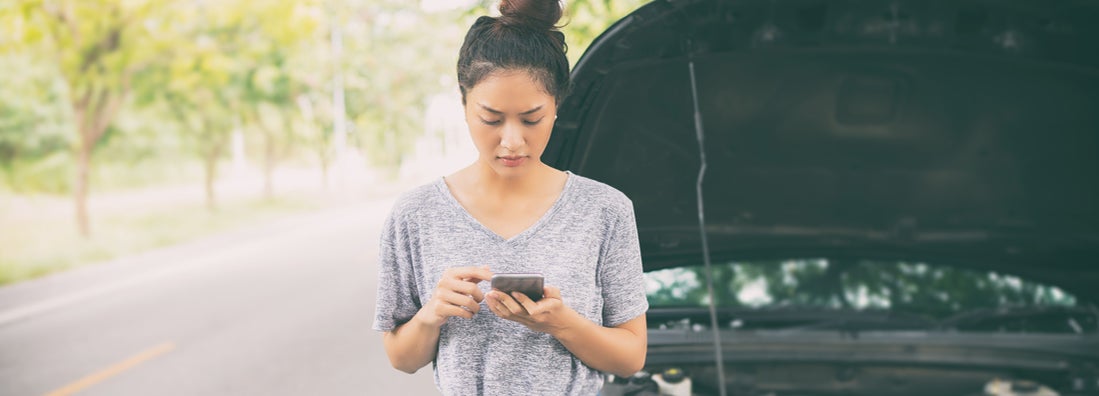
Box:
[478,103,544,115]
[519,105,544,116]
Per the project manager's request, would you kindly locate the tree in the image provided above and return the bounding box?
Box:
[143,0,322,201]
[8,0,176,236]
[142,55,236,210]
[0,0,648,218]
[134,3,247,211]
[337,0,469,171]
[224,0,320,199]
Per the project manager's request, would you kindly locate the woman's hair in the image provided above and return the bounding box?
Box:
[457,0,569,104]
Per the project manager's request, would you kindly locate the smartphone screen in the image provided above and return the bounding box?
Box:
[490,273,544,302]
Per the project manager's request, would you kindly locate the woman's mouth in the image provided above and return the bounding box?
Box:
[498,155,526,167]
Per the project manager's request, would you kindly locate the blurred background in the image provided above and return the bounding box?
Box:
[0,0,643,394]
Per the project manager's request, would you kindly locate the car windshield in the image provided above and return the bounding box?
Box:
[645,259,1098,334]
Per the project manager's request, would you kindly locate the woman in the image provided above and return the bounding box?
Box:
[373,0,648,394]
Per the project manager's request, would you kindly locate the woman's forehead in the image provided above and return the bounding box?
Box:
[468,71,555,111]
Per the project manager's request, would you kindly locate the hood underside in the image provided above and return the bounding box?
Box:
[546,0,1099,298]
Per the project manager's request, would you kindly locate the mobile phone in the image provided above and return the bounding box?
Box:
[490,273,544,302]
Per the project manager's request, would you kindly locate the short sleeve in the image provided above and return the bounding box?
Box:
[598,200,649,327]
[372,211,422,332]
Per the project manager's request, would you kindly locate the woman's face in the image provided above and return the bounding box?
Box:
[463,69,557,178]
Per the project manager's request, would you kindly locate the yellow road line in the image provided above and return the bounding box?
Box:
[44,342,176,396]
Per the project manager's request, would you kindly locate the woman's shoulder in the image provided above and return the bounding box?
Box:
[388,178,449,217]
[566,172,634,216]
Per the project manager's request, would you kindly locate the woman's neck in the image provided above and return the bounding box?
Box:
[457,160,561,199]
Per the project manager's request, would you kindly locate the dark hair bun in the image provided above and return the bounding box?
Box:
[498,0,562,32]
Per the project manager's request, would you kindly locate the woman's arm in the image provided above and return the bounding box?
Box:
[382,312,442,373]
[383,266,494,373]
[551,311,647,377]
[486,286,647,377]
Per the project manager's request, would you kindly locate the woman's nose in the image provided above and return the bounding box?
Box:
[500,122,523,151]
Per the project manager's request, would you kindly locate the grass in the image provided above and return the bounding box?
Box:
[0,192,327,286]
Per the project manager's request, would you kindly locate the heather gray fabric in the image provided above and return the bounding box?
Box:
[373,171,648,395]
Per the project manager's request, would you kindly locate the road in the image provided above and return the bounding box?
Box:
[0,197,438,395]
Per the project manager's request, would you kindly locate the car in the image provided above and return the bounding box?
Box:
[543,0,1099,395]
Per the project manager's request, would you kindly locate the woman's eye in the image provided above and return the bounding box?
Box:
[480,118,502,126]
[522,118,544,126]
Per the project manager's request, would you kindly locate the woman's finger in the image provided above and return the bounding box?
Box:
[487,295,508,317]
[493,290,527,315]
[543,285,561,300]
[438,289,481,313]
[441,277,485,303]
[443,266,494,284]
[488,293,513,317]
[437,278,485,303]
[511,292,540,315]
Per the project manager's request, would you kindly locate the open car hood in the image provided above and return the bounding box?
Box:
[545,0,1099,299]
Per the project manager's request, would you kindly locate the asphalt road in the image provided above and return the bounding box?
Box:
[0,197,438,396]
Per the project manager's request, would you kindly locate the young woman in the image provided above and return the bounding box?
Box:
[373,0,648,393]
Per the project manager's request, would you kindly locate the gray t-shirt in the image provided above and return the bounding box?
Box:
[373,171,648,395]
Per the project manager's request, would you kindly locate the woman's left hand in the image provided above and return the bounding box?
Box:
[485,286,578,335]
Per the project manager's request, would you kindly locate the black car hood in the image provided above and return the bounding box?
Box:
[545,0,1099,298]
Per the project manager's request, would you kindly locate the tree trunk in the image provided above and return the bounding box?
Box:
[72,93,95,238]
[200,114,227,212]
[69,82,129,238]
[74,137,92,238]
[203,143,223,212]
[320,156,329,191]
[0,148,18,192]
[263,128,275,200]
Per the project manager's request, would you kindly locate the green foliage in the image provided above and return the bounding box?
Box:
[0,0,649,278]
[0,54,72,191]
[338,0,467,169]
[6,151,72,193]
[0,0,646,192]
[0,0,640,198]
[562,0,649,65]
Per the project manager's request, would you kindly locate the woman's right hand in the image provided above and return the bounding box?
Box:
[417,266,494,328]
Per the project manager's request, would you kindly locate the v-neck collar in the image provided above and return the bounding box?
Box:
[436,171,575,245]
